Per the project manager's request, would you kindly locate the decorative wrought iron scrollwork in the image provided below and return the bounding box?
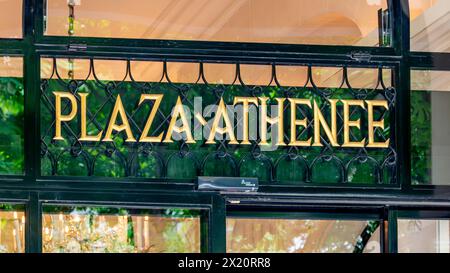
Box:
[40,58,397,185]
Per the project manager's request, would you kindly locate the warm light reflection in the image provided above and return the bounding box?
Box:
[42,207,201,253]
[40,58,392,90]
[0,208,25,253]
[0,0,23,38]
[410,0,450,52]
[411,70,450,92]
[44,0,387,46]
[398,219,450,253]
[226,218,380,253]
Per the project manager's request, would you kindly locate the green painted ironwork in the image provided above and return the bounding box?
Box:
[40,60,396,186]
[0,0,448,254]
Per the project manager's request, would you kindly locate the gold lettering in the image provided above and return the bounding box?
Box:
[79,93,103,142]
[366,100,390,148]
[206,98,238,145]
[53,91,77,141]
[139,94,164,143]
[103,94,136,142]
[163,96,195,143]
[313,99,339,147]
[259,97,285,146]
[288,98,312,146]
[51,92,392,150]
[233,97,258,145]
[342,100,365,148]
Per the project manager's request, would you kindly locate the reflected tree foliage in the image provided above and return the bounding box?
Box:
[411,91,431,185]
[0,77,24,174]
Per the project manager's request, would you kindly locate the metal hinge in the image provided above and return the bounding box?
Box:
[378,8,391,47]
[67,44,87,52]
[349,51,372,62]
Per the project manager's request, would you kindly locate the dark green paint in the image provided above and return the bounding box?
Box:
[0,0,448,253]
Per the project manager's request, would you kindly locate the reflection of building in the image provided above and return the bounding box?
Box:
[44,0,385,45]
[410,0,450,52]
[1,0,450,254]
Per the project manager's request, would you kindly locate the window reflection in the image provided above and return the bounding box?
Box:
[0,56,24,175]
[398,219,450,253]
[0,0,22,38]
[45,0,389,47]
[411,70,450,185]
[42,206,201,253]
[226,217,380,253]
[0,205,25,253]
[410,0,450,52]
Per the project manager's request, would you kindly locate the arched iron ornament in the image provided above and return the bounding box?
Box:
[40,58,397,185]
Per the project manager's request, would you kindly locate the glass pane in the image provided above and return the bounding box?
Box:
[398,219,450,253]
[45,0,390,47]
[40,58,395,186]
[0,56,24,175]
[226,217,381,253]
[411,70,450,185]
[410,0,450,52]
[0,204,25,253]
[0,0,22,38]
[42,206,202,253]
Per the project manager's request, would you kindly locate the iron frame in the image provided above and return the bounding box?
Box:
[0,0,448,253]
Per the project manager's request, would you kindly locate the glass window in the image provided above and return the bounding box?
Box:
[0,56,24,175]
[44,0,390,47]
[410,0,450,52]
[411,70,450,185]
[0,204,25,253]
[398,219,450,253]
[42,206,202,253]
[226,217,381,253]
[0,0,23,38]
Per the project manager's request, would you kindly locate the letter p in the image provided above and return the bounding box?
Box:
[53,91,77,141]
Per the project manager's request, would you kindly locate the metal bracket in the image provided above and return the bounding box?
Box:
[67,44,87,52]
[378,8,392,47]
[349,51,372,62]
